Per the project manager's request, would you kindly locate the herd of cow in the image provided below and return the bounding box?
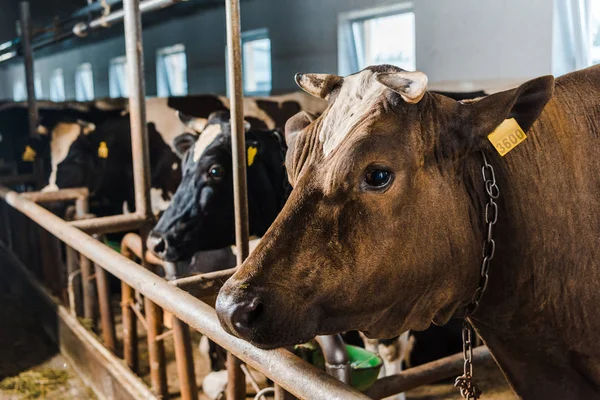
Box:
[5,63,598,399]
[1,84,487,397]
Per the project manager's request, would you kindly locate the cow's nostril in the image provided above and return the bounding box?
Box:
[230,298,264,337]
[147,231,167,256]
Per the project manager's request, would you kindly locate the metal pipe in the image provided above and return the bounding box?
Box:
[121,231,169,398]
[120,244,139,373]
[144,295,169,399]
[67,269,81,317]
[169,267,238,306]
[19,2,44,190]
[93,240,118,352]
[172,317,198,400]
[69,213,147,234]
[226,0,249,265]
[19,2,38,139]
[0,186,369,400]
[315,335,352,386]
[73,0,182,37]
[365,346,493,399]
[124,0,152,220]
[225,0,248,397]
[76,200,96,323]
[22,187,89,203]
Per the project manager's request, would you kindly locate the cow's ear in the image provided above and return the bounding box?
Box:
[76,119,96,135]
[461,75,554,146]
[177,111,208,133]
[295,73,343,100]
[284,111,316,152]
[173,133,198,159]
[375,71,428,104]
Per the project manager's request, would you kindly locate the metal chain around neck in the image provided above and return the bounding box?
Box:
[454,151,499,400]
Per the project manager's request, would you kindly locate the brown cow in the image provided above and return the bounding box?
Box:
[216,64,600,399]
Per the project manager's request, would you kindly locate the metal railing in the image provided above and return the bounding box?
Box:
[0,185,370,400]
[1,0,494,399]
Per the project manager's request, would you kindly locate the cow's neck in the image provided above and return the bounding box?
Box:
[462,95,600,398]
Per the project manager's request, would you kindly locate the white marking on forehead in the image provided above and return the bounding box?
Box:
[192,123,222,162]
[47,123,83,188]
[171,162,178,170]
[320,70,386,157]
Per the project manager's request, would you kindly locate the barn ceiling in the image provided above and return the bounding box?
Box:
[0,0,230,45]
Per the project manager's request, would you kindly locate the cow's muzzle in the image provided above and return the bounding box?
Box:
[147,230,169,259]
[215,289,265,340]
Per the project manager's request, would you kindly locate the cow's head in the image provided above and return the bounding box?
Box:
[148,111,286,261]
[215,65,555,348]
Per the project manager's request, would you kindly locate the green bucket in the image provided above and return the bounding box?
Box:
[295,342,383,392]
[103,239,121,253]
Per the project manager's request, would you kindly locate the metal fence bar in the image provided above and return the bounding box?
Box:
[19,1,38,139]
[0,186,369,400]
[365,346,493,399]
[123,0,168,395]
[69,213,147,234]
[123,0,152,220]
[225,0,249,397]
[73,0,181,37]
[19,1,44,189]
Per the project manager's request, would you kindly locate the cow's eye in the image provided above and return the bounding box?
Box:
[363,167,393,190]
[208,164,225,180]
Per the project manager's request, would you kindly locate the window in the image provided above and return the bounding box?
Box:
[13,76,41,101]
[35,73,43,99]
[338,3,415,75]
[241,29,272,95]
[49,68,66,102]
[13,80,25,101]
[109,56,128,98]
[157,44,187,97]
[75,63,95,101]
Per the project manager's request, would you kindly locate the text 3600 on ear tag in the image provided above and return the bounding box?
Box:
[487,118,527,156]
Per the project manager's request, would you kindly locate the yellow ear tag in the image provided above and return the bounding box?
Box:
[98,142,109,159]
[247,146,257,166]
[487,118,527,156]
[22,145,36,162]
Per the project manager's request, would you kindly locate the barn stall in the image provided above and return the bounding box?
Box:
[0,0,596,399]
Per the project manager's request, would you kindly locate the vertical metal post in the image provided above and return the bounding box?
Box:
[172,318,198,400]
[19,1,38,139]
[93,256,117,352]
[76,197,96,322]
[144,294,169,399]
[225,0,248,398]
[121,282,139,373]
[123,0,152,218]
[123,0,167,395]
[19,1,44,189]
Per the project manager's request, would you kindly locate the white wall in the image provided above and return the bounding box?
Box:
[415,0,554,85]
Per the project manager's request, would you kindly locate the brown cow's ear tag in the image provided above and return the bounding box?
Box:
[22,145,36,162]
[487,118,527,156]
[247,146,258,166]
[98,142,109,159]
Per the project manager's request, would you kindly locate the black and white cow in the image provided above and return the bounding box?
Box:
[54,115,181,216]
[0,101,126,187]
[147,110,287,261]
